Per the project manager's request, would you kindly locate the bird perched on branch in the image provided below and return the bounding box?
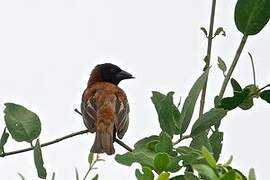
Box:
[81,63,134,155]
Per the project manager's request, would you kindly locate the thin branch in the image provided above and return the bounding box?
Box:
[248,52,256,86]
[74,109,133,152]
[0,109,133,158]
[258,84,270,92]
[0,130,89,157]
[83,154,104,180]
[74,108,82,116]
[199,0,217,117]
[173,134,192,146]
[218,35,248,99]
[114,138,132,152]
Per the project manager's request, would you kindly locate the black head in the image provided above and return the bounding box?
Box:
[98,63,134,85]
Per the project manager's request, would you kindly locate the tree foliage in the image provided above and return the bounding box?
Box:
[1,0,270,179]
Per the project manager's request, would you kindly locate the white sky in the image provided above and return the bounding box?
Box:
[0,0,269,179]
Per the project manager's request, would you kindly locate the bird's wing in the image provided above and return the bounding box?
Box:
[115,92,130,139]
[81,92,97,133]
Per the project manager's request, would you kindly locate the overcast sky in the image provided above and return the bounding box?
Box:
[0,0,269,179]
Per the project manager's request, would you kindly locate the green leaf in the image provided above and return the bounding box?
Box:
[231,78,242,92]
[92,174,99,180]
[201,146,216,168]
[191,108,227,137]
[190,132,212,152]
[179,68,210,134]
[154,153,170,174]
[220,170,242,180]
[135,167,154,180]
[75,168,80,180]
[218,89,250,110]
[115,135,159,168]
[4,103,41,143]
[116,134,181,173]
[239,85,259,110]
[234,169,248,180]
[192,164,218,180]
[200,27,208,37]
[170,175,185,180]
[18,173,26,180]
[0,128,9,153]
[115,152,154,168]
[155,132,176,156]
[176,146,201,166]
[220,170,236,180]
[214,27,226,37]
[157,172,170,180]
[209,131,223,161]
[34,139,47,179]
[176,146,201,155]
[218,57,227,75]
[239,97,254,110]
[88,152,94,165]
[151,92,180,136]
[170,173,199,180]
[184,172,199,180]
[249,168,256,180]
[260,90,270,103]
[167,156,182,173]
[234,0,270,35]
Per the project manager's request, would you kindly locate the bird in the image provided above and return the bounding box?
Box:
[81,63,134,155]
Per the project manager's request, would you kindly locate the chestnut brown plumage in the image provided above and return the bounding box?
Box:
[81,63,134,155]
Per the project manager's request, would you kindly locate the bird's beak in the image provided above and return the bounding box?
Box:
[116,70,135,80]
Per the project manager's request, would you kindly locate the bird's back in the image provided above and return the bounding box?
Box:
[81,82,129,154]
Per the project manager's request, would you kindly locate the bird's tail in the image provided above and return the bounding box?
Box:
[90,93,116,155]
[90,127,115,155]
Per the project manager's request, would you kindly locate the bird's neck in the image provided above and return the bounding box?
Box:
[87,68,103,87]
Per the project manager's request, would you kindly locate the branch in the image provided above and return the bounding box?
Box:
[173,134,192,146]
[0,109,133,158]
[218,35,248,98]
[0,130,89,157]
[115,138,132,152]
[199,0,217,117]
[83,154,104,180]
[248,52,256,86]
[258,84,270,92]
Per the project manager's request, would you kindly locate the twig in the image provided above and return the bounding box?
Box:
[114,138,132,152]
[199,0,217,117]
[83,154,104,180]
[74,109,133,152]
[248,52,256,86]
[258,84,270,92]
[74,108,82,116]
[173,134,192,145]
[218,35,248,98]
[0,109,133,157]
[0,130,89,157]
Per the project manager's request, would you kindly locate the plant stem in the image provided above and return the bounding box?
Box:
[115,138,132,152]
[258,84,270,92]
[83,155,102,180]
[248,52,256,86]
[173,134,192,145]
[0,130,89,157]
[218,35,248,98]
[0,129,132,157]
[199,0,217,117]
